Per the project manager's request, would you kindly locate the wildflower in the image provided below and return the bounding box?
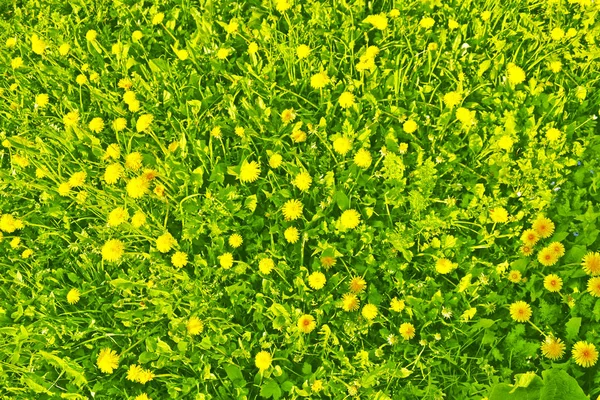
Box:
[490,207,509,223]
[97,348,119,374]
[281,108,296,124]
[259,258,275,274]
[333,137,352,155]
[532,216,555,238]
[35,94,49,108]
[104,164,123,185]
[58,182,71,196]
[85,30,98,42]
[255,351,272,372]
[22,249,33,258]
[290,129,306,143]
[239,160,261,183]
[136,114,154,132]
[497,135,514,150]
[509,301,532,322]
[284,227,299,243]
[217,48,230,59]
[349,276,367,293]
[59,43,70,55]
[67,289,80,304]
[538,247,558,266]
[102,239,124,262]
[225,234,242,249]
[443,91,462,108]
[420,17,435,29]
[125,152,143,171]
[390,298,405,312]
[275,0,291,12]
[549,60,562,73]
[152,12,164,25]
[572,341,598,368]
[365,14,388,30]
[546,127,561,142]
[234,127,245,137]
[582,252,600,276]
[507,63,526,85]
[541,336,565,360]
[247,42,258,55]
[435,258,455,274]
[544,274,563,292]
[132,30,143,41]
[340,209,361,230]
[108,207,129,227]
[461,307,477,321]
[126,364,143,382]
[156,232,176,253]
[63,111,80,127]
[320,255,336,269]
[448,19,460,30]
[293,171,312,191]
[550,27,564,41]
[520,229,539,246]
[298,314,316,333]
[296,44,310,59]
[403,120,418,134]
[481,11,491,21]
[310,71,329,89]
[338,92,355,109]
[219,252,234,269]
[127,177,149,199]
[269,153,283,168]
[507,270,522,283]
[342,293,360,311]
[399,323,416,340]
[353,148,372,168]
[0,215,22,233]
[308,271,326,290]
[549,242,565,258]
[187,316,204,335]
[11,57,23,69]
[31,34,45,55]
[282,199,303,221]
[362,304,378,320]
[69,171,86,187]
[135,395,150,400]
[312,380,324,392]
[131,211,146,228]
[76,74,88,85]
[171,252,188,268]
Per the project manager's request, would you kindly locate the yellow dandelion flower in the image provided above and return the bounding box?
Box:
[126,177,149,199]
[187,316,204,335]
[509,301,532,322]
[282,199,303,221]
[587,277,600,297]
[342,293,360,311]
[365,14,388,30]
[362,304,378,320]
[102,239,124,262]
[229,233,243,248]
[108,207,129,227]
[572,341,598,368]
[399,323,416,340]
[521,245,534,256]
[349,276,367,293]
[521,229,539,246]
[549,242,565,258]
[308,271,326,290]
[136,114,154,133]
[269,153,283,168]
[582,252,600,276]
[333,137,352,155]
[216,48,230,59]
[97,348,119,374]
[390,298,405,312]
[541,336,565,360]
[281,108,296,124]
[258,258,275,274]
[255,351,272,372]
[403,119,418,134]
[338,92,355,109]
[67,288,80,304]
[546,127,561,142]
[134,395,150,400]
[507,63,526,85]
[538,247,558,266]
[284,227,299,243]
[354,148,372,168]
[22,249,33,259]
[152,12,164,25]
[104,164,123,185]
[126,364,143,382]
[532,216,555,238]
[310,71,329,89]
[31,34,46,55]
[550,27,564,41]
[435,258,455,274]
[420,17,435,29]
[275,0,291,12]
[340,209,361,229]
[125,152,143,171]
[131,211,146,228]
[312,380,324,392]
[35,94,49,108]
[171,252,188,268]
[156,232,177,253]
[219,252,234,269]
[298,314,316,333]
[69,171,86,187]
[296,44,310,59]
[58,182,71,196]
[508,270,522,283]
[490,207,509,223]
[443,91,462,108]
[239,160,261,183]
[320,256,336,269]
[543,274,562,292]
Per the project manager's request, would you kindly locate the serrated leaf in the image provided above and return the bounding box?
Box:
[260,379,281,399]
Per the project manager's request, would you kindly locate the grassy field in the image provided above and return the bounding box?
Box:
[1,0,600,399]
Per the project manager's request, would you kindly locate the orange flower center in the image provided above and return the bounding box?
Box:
[303,319,310,326]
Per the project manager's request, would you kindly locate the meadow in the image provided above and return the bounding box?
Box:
[1,0,600,399]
